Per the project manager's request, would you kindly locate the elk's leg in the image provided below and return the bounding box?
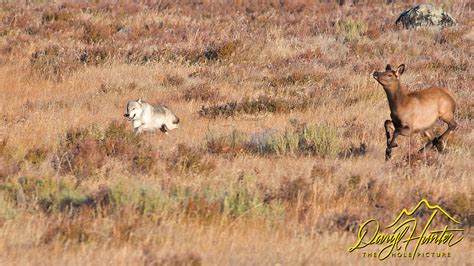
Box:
[384,120,398,147]
[386,126,410,160]
[432,119,457,152]
[419,130,434,152]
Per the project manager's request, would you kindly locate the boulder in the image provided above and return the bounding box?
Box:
[396,4,457,29]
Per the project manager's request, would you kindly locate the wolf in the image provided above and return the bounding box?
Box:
[124,98,180,134]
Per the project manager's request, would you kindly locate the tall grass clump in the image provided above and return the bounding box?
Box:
[255,123,341,157]
[186,177,284,219]
[0,176,91,213]
[261,130,300,156]
[109,182,174,215]
[167,144,215,175]
[204,123,340,157]
[336,18,368,42]
[299,123,341,156]
[206,130,248,155]
[0,191,17,220]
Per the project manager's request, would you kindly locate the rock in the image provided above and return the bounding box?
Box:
[396,4,457,29]
[117,26,131,34]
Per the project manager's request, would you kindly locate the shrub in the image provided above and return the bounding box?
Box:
[268,72,327,87]
[299,123,341,156]
[30,45,80,81]
[80,46,113,65]
[0,190,17,220]
[183,83,220,102]
[155,252,202,266]
[55,121,157,177]
[35,177,89,213]
[205,130,248,155]
[162,74,185,87]
[187,181,269,218]
[63,137,107,178]
[185,196,221,220]
[199,95,311,118]
[261,130,300,156]
[203,40,241,61]
[255,123,341,157]
[108,182,174,215]
[336,18,367,42]
[445,193,471,220]
[0,139,19,179]
[330,212,360,232]
[204,123,340,157]
[276,177,313,203]
[310,164,335,181]
[167,144,215,175]
[41,10,73,24]
[222,187,263,217]
[41,216,92,244]
[81,21,114,44]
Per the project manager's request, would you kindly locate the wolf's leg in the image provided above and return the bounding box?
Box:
[160,124,169,135]
[134,127,144,135]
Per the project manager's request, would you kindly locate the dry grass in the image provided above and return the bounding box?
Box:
[0,0,472,265]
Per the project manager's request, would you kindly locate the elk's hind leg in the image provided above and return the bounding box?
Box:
[432,116,457,152]
[419,130,434,152]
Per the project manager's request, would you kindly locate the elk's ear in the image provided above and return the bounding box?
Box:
[137,98,142,104]
[395,64,405,77]
[386,64,392,71]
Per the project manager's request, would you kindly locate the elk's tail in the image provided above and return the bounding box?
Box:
[444,88,456,102]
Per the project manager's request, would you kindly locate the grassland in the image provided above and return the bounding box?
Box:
[0,0,472,265]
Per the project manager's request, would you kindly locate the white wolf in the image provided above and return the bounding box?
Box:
[124,98,180,134]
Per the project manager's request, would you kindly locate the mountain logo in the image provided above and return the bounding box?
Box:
[348,199,464,260]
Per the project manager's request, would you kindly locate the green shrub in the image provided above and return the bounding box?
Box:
[203,40,241,62]
[263,130,299,156]
[24,148,49,165]
[203,123,340,157]
[0,191,17,220]
[299,123,340,156]
[257,123,340,157]
[222,188,263,217]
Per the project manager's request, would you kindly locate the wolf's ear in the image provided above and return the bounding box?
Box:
[137,98,142,104]
[385,64,392,71]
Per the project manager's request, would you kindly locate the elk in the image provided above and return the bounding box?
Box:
[373,64,457,160]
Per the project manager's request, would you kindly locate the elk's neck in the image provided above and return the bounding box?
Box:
[383,82,408,114]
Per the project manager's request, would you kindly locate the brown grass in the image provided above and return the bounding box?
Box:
[0,0,472,265]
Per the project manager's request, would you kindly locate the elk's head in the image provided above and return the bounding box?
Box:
[373,64,405,87]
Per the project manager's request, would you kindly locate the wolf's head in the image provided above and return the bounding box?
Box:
[124,98,144,121]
